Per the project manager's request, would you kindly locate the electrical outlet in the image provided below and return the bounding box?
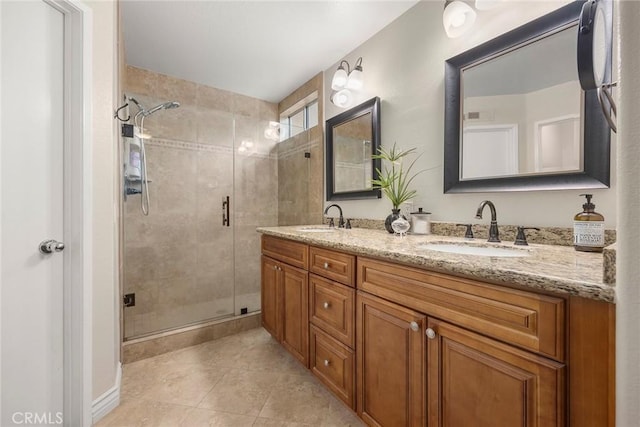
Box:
[123,293,135,307]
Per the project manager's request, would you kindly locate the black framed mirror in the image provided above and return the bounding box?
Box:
[326,97,381,200]
[444,0,611,193]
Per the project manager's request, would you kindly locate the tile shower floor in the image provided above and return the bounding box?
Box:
[96,327,365,426]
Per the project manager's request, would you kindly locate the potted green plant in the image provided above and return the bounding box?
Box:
[371,143,424,233]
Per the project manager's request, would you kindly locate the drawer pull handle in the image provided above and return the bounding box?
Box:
[323,262,329,269]
[410,321,419,332]
[426,328,437,340]
[324,359,330,367]
[323,302,330,309]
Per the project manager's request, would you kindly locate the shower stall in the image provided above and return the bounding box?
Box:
[121,66,279,340]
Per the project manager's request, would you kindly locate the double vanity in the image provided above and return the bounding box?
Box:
[257,226,614,427]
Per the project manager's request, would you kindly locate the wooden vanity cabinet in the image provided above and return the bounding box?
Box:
[427,318,565,427]
[308,247,357,409]
[357,292,426,427]
[260,236,309,367]
[260,235,614,427]
[261,256,281,340]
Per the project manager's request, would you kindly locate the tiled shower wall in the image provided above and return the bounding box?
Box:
[277,73,324,225]
[123,66,278,339]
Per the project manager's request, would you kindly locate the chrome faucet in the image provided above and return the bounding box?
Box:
[475,200,500,242]
[324,204,345,228]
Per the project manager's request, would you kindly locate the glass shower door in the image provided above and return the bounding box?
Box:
[122,92,236,339]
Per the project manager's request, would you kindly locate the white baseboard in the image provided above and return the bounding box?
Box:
[91,362,122,424]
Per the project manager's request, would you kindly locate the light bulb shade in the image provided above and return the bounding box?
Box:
[331,89,353,108]
[443,0,477,38]
[331,67,349,90]
[475,0,502,11]
[346,68,364,90]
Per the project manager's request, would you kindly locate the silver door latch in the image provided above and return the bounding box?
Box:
[39,239,65,254]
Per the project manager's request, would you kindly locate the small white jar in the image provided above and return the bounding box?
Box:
[410,208,431,235]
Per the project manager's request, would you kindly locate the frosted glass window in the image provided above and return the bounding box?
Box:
[279,97,319,142]
[289,109,305,138]
[307,101,318,129]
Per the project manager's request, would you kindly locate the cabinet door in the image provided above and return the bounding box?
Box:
[261,256,281,341]
[281,263,309,367]
[357,292,425,427]
[427,318,565,427]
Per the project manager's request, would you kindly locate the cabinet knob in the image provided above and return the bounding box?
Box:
[324,359,330,367]
[410,321,420,332]
[426,328,437,340]
[273,265,277,271]
[323,262,329,269]
[323,302,330,309]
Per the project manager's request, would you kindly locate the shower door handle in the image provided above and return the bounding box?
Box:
[222,196,230,227]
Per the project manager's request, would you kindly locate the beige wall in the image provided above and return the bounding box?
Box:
[122,66,278,338]
[616,1,640,423]
[85,0,120,401]
[324,1,616,228]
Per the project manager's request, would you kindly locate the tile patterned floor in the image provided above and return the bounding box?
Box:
[96,328,365,426]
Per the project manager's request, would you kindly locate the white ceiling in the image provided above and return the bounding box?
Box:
[121,0,419,103]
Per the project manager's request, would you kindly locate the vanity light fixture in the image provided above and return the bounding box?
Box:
[330,57,364,107]
[330,57,363,91]
[238,139,254,154]
[577,0,616,132]
[443,0,477,38]
[263,121,280,141]
[330,89,354,108]
[474,0,503,11]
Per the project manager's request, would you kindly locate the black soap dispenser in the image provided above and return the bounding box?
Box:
[573,194,605,252]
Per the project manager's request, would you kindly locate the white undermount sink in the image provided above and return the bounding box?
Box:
[297,226,337,233]
[418,242,530,258]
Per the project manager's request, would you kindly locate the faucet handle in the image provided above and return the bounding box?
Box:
[514,227,540,246]
[345,219,352,229]
[456,223,474,239]
[328,218,335,228]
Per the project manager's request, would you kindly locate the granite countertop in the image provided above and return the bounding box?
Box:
[257,226,615,303]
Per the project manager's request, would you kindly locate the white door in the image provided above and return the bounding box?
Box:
[534,115,581,173]
[461,124,519,180]
[1,1,65,425]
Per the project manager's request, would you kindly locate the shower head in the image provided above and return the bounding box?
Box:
[143,101,180,117]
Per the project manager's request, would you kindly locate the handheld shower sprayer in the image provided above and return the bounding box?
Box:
[124,97,180,216]
[143,101,181,117]
[129,98,180,126]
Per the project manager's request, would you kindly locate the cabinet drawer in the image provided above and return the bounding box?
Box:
[310,325,355,409]
[309,274,355,347]
[358,257,566,361]
[309,246,355,287]
[262,235,308,269]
